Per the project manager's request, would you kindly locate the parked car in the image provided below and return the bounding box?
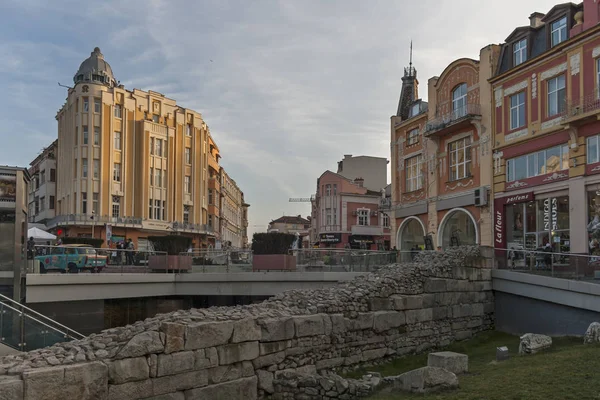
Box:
[36,244,108,273]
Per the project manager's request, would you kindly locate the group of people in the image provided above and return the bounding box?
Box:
[110,238,136,265]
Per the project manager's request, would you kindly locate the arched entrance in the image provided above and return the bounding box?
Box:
[438,208,478,249]
[397,217,426,261]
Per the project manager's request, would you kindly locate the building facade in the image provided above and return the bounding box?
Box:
[390,46,497,250]
[28,140,57,224]
[219,168,244,248]
[313,171,391,250]
[53,47,219,248]
[336,155,388,192]
[241,193,250,248]
[492,1,600,259]
[268,215,311,236]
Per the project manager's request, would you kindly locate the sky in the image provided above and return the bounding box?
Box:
[0,0,559,237]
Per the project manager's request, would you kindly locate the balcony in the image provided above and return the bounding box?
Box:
[425,103,481,137]
[351,225,383,236]
[171,221,214,235]
[208,178,220,191]
[47,214,143,229]
[561,90,600,125]
[208,155,220,172]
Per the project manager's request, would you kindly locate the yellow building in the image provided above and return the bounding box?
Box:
[219,168,244,248]
[51,47,220,248]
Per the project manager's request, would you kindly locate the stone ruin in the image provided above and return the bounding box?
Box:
[0,246,494,400]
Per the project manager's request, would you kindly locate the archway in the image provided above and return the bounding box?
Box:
[397,217,426,262]
[438,208,478,249]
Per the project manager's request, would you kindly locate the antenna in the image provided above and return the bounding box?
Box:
[409,40,413,70]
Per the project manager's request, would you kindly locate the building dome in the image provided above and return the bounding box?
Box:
[73,47,117,87]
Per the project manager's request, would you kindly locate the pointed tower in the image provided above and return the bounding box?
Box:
[396,41,419,120]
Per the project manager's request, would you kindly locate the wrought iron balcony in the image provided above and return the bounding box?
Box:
[561,89,600,124]
[425,103,481,136]
[47,214,143,229]
[171,221,215,235]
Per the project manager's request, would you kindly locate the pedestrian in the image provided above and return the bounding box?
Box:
[27,237,35,259]
[126,239,135,265]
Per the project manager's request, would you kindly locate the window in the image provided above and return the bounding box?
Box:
[162,201,166,220]
[155,139,163,157]
[74,159,78,178]
[449,137,472,181]
[208,189,213,205]
[547,75,566,116]
[184,176,191,193]
[208,215,213,228]
[325,184,331,196]
[82,159,88,178]
[406,128,419,146]
[114,104,122,118]
[333,184,337,195]
[551,17,567,47]
[92,193,98,215]
[326,208,332,225]
[154,200,161,220]
[75,127,78,145]
[358,209,369,226]
[94,99,101,113]
[506,144,569,181]
[182,205,190,223]
[405,155,423,192]
[452,83,468,119]
[50,169,56,182]
[82,192,87,214]
[93,159,99,179]
[150,138,155,155]
[597,58,600,98]
[510,92,526,130]
[186,124,192,136]
[83,97,89,112]
[588,135,600,164]
[112,196,120,218]
[513,39,527,66]
[153,114,159,123]
[83,126,88,145]
[94,127,100,145]
[40,197,45,211]
[114,132,121,150]
[49,196,55,210]
[113,163,121,182]
[185,147,191,164]
[149,167,154,186]
[383,213,390,227]
[155,169,162,187]
[410,103,420,117]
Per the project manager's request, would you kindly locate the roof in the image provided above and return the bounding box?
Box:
[270,216,311,225]
[73,47,117,87]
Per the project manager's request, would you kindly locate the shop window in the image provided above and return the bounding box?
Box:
[440,209,477,249]
[506,144,569,182]
[587,135,600,164]
[589,191,600,255]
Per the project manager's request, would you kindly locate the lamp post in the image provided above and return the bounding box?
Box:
[91,211,96,239]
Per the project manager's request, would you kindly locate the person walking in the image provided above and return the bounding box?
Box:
[126,239,135,265]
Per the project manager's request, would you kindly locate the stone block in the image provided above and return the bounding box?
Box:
[584,322,600,344]
[152,370,208,396]
[109,357,150,384]
[0,376,23,400]
[373,311,406,333]
[427,352,468,374]
[405,309,433,324]
[207,364,243,384]
[257,369,274,394]
[194,348,219,369]
[390,295,425,310]
[185,321,233,350]
[315,357,344,370]
[432,306,449,320]
[451,304,479,318]
[330,314,345,333]
[116,331,164,359]
[259,340,291,355]
[424,278,447,293]
[322,314,332,335]
[241,361,254,377]
[518,333,552,355]
[217,341,259,365]
[252,350,286,369]
[108,379,153,400]
[143,394,185,400]
[455,331,472,341]
[161,322,185,354]
[24,362,108,400]
[294,315,325,337]
[148,354,158,378]
[184,376,257,400]
[386,366,458,394]
[445,280,473,292]
[258,318,295,342]
[368,297,392,310]
[362,348,387,361]
[157,351,195,377]
[483,302,495,314]
[232,318,261,343]
[345,313,374,331]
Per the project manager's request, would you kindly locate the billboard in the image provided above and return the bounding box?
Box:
[0,175,16,202]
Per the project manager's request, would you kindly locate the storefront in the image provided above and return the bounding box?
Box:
[319,233,342,248]
[438,208,478,249]
[396,217,426,251]
[588,190,600,256]
[348,235,374,250]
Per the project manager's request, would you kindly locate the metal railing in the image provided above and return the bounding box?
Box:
[47,214,143,228]
[493,248,600,281]
[425,103,481,133]
[179,249,253,272]
[562,89,600,122]
[0,292,84,351]
[294,249,398,272]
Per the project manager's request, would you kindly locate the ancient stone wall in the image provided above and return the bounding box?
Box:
[0,247,493,400]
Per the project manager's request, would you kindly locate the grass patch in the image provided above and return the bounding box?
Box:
[354,331,600,400]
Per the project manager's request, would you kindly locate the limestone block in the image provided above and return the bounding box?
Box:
[161,322,185,354]
[390,295,424,310]
[185,321,233,350]
[241,361,254,377]
[108,357,150,384]
[405,309,433,324]
[322,314,332,335]
[362,348,387,361]
[24,362,108,400]
[432,306,450,320]
[108,379,153,400]
[231,318,261,343]
[116,331,164,359]
[294,315,325,337]
[258,318,295,342]
[259,340,291,355]
[148,354,158,378]
[183,376,257,400]
[0,376,23,400]
[330,314,346,333]
[373,311,406,333]
[157,351,195,377]
[315,357,344,370]
[207,363,243,384]
[152,370,208,396]
[194,348,218,369]
[424,278,447,293]
[368,297,392,310]
[445,280,473,292]
[584,322,600,344]
[518,333,552,355]
[386,366,458,394]
[252,350,286,369]
[217,341,259,365]
[345,313,374,331]
[451,304,478,318]
[142,394,184,400]
[427,351,468,374]
[257,369,274,394]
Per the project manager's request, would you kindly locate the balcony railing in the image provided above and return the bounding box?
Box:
[561,89,600,123]
[171,221,214,234]
[425,103,481,134]
[47,214,143,228]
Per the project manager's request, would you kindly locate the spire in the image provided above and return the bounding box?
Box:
[396,41,418,119]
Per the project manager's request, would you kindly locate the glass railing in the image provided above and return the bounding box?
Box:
[0,293,85,351]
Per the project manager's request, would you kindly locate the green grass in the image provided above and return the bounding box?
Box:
[353,331,600,400]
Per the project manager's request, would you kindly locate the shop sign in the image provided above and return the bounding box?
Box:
[319,233,341,244]
[502,192,534,205]
[494,198,506,249]
[350,235,374,245]
[543,198,558,231]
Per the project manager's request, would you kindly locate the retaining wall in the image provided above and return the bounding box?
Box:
[0,247,493,400]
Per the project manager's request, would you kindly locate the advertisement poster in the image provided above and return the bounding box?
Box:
[0,175,16,202]
[106,224,112,244]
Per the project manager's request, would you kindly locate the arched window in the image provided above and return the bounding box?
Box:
[438,208,478,249]
[397,217,425,262]
[452,83,468,119]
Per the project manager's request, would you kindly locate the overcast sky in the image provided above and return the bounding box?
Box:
[0,0,559,236]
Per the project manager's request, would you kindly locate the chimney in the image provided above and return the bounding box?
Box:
[354,178,364,187]
[529,12,545,28]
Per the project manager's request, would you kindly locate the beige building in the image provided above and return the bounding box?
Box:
[219,168,244,248]
[268,216,311,235]
[28,140,57,224]
[336,155,388,192]
[51,47,222,247]
[241,193,250,248]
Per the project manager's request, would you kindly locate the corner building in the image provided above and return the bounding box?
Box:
[53,48,218,247]
[492,1,600,258]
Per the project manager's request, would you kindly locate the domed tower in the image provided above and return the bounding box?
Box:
[73,47,117,87]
